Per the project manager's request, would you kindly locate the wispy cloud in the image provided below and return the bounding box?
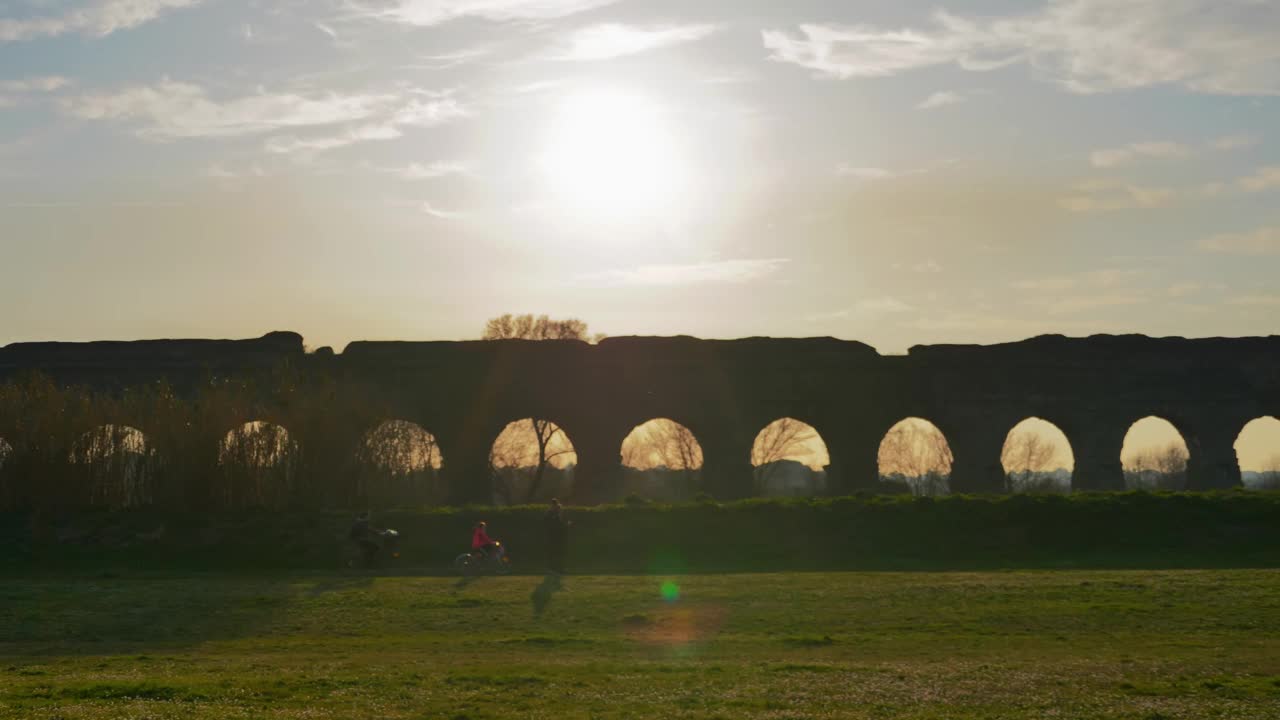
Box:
[1199,227,1280,255]
[266,123,403,153]
[360,0,618,27]
[1223,293,1280,303]
[0,76,72,93]
[582,258,789,287]
[411,46,494,70]
[421,201,465,220]
[0,0,203,43]
[551,23,717,61]
[65,81,393,139]
[1237,166,1280,192]
[1044,294,1150,315]
[1200,165,1280,197]
[0,76,71,107]
[916,90,964,110]
[1226,294,1280,307]
[1058,179,1175,212]
[205,162,265,180]
[390,161,470,180]
[836,166,894,180]
[1013,268,1147,292]
[1090,141,1191,168]
[808,297,914,323]
[1212,134,1259,151]
[764,0,1280,95]
[65,82,467,151]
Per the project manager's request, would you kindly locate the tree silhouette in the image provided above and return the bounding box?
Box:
[483,314,593,341]
[1002,429,1066,493]
[878,419,953,497]
[1124,441,1189,490]
[490,419,576,505]
[752,418,821,492]
[1257,454,1280,490]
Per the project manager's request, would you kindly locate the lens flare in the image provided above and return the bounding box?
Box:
[660,580,680,602]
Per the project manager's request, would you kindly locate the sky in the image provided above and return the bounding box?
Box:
[1,0,1279,356]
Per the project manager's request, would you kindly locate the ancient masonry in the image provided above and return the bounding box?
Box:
[1,331,1277,503]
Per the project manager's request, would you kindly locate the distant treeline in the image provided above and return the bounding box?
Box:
[4,492,1279,574]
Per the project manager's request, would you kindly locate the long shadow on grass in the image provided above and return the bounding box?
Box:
[0,573,389,658]
[530,574,563,617]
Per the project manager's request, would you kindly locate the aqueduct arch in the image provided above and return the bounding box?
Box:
[0,332,1276,508]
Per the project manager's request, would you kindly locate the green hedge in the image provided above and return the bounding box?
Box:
[4,491,1280,574]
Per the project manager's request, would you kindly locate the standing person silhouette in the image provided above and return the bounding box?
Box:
[544,498,571,576]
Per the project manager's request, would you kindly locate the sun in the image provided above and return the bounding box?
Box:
[538,89,687,223]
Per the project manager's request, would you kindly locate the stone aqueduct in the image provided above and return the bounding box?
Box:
[1,331,1277,504]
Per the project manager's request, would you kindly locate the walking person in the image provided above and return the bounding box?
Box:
[544,498,571,576]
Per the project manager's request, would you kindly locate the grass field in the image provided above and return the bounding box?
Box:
[3,570,1280,719]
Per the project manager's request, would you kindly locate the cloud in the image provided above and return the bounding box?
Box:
[1045,294,1149,315]
[412,46,494,69]
[66,82,467,150]
[205,162,265,179]
[1058,179,1175,212]
[1013,268,1147,292]
[1199,227,1280,255]
[917,91,964,110]
[265,123,402,153]
[1237,166,1280,192]
[0,76,71,107]
[265,97,467,154]
[853,297,914,315]
[0,0,203,43]
[421,201,465,220]
[583,258,789,287]
[393,161,469,179]
[551,23,716,61]
[764,0,1280,95]
[389,97,468,127]
[0,76,72,93]
[807,297,914,323]
[1226,294,1280,307]
[1090,141,1191,168]
[836,166,893,180]
[763,22,994,80]
[1166,282,1203,298]
[1212,134,1259,151]
[65,81,392,139]
[361,0,618,27]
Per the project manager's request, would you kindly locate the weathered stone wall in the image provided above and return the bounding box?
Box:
[1,331,1276,504]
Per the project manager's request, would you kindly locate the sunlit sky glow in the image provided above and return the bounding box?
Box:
[2,0,1278,354]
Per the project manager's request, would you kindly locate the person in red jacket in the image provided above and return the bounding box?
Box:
[472,521,498,559]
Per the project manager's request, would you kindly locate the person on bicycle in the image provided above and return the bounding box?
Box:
[472,521,498,560]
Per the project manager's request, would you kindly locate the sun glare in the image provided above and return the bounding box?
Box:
[539,89,687,223]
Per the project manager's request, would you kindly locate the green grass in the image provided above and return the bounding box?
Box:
[3,570,1280,718]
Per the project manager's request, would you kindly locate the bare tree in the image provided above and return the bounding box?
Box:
[1124,441,1189,490]
[623,420,702,471]
[1257,454,1280,490]
[490,419,577,504]
[483,314,595,342]
[357,420,444,506]
[878,420,953,497]
[1002,429,1066,493]
[752,418,820,492]
[621,419,703,498]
